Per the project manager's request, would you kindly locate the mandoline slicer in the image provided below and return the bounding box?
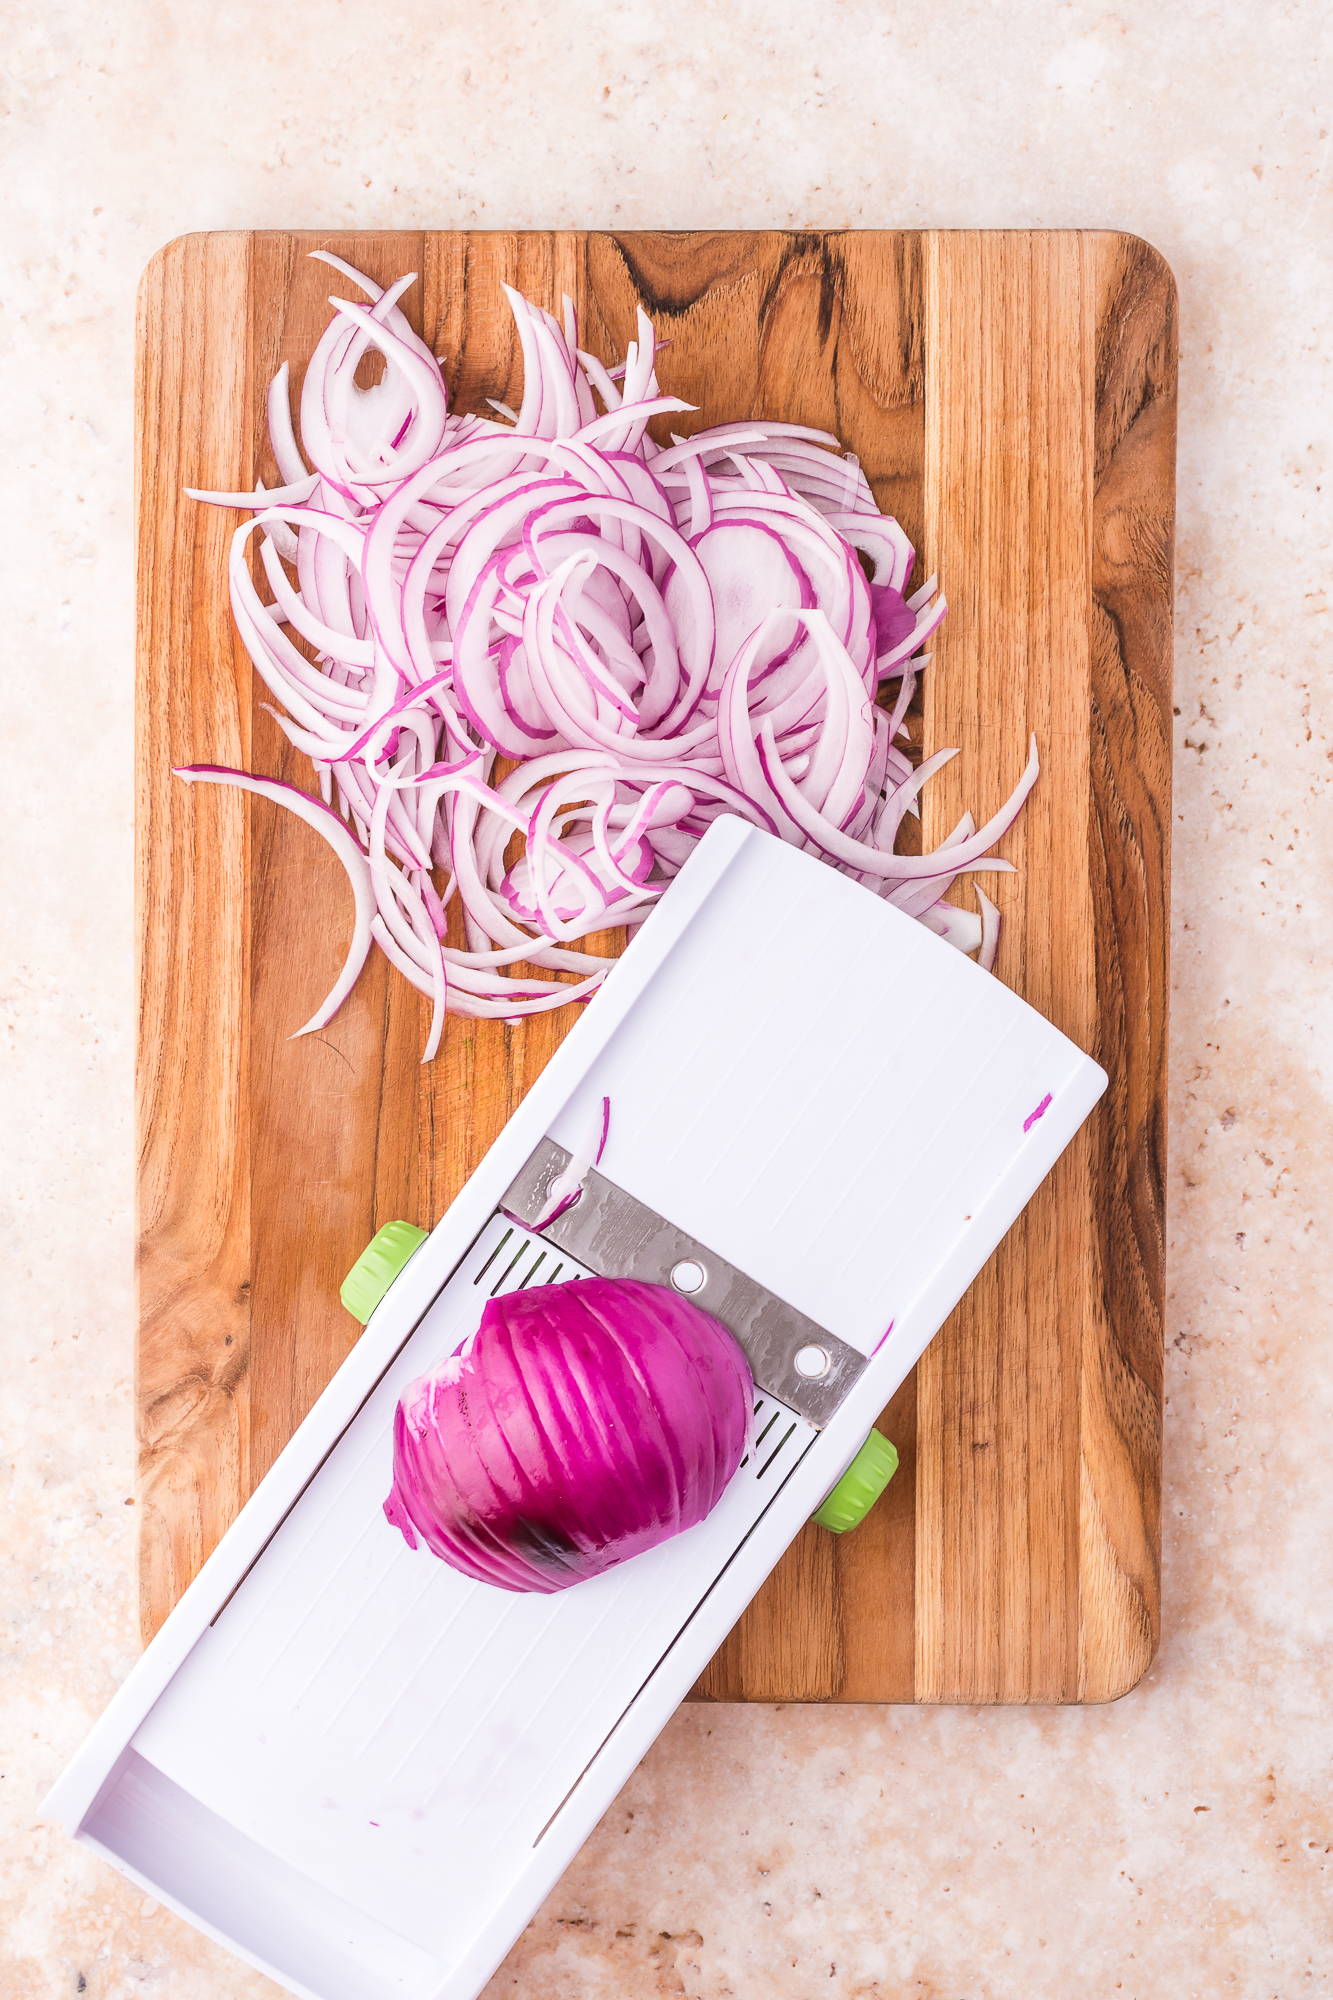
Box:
[46,816,1107,2000]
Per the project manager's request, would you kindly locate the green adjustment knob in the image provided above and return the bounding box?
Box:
[341,1220,428,1325]
[810,1429,899,1534]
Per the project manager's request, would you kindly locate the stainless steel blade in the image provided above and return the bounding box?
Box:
[500,1139,867,1426]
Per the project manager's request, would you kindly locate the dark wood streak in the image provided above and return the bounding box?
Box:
[1079,236,1176,1688]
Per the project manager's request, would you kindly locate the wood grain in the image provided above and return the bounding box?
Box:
[914,233,1098,1704]
[136,234,253,1637]
[911,232,1173,1703]
[135,231,1173,1705]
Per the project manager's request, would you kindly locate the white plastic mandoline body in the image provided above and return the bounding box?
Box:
[46,816,1106,2000]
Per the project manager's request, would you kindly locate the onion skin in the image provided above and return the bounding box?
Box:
[384,1278,754,1593]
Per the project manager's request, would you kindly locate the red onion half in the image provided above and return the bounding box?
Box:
[383,1278,754,1592]
[185,256,1034,1052]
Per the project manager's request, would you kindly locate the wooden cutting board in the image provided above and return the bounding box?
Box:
[136,229,1173,1703]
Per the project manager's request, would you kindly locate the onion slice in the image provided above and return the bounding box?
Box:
[173,765,374,1037]
[527,1095,611,1232]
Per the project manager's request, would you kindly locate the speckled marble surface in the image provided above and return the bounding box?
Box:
[3,3,1332,1995]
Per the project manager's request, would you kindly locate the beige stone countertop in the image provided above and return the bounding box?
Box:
[3,3,1331,1995]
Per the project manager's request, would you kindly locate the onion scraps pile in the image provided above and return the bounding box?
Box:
[182,253,1036,1059]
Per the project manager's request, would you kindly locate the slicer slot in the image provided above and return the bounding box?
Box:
[471,1227,514,1287]
[738,1396,803,1479]
[753,1407,782,1452]
[757,1422,798,1478]
[517,1248,548,1288]
[490,1241,530,1295]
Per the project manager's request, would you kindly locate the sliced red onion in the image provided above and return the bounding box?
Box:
[181,261,1039,1055]
[266,363,311,486]
[174,766,374,1037]
[186,471,320,510]
[526,1094,611,1231]
[975,885,1002,972]
[757,711,1039,882]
